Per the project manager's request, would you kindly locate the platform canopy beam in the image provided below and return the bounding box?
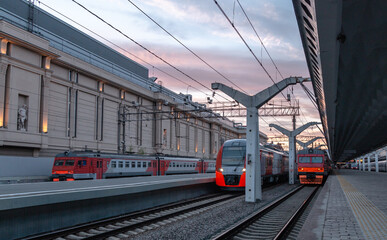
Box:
[270,122,319,184]
[212,77,309,202]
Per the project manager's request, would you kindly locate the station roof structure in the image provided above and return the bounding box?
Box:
[292,0,387,162]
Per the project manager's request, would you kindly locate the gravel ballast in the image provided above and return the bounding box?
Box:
[128,183,299,240]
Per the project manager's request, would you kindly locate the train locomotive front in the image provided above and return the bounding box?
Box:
[297,148,329,184]
[216,139,246,189]
[215,139,288,190]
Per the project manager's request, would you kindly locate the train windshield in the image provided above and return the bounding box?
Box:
[312,157,323,163]
[298,157,310,163]
[54,160,64,166]
[222,146,246,166]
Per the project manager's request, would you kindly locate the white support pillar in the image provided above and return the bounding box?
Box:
[375,152,379,172]
[296,137,323,150]
[367,155,371,172]
[362,157,365,171]
[245,107,260,202]
[270,122,319,184]
[212,77,309,202]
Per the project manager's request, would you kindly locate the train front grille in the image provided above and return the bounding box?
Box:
[224,175,241,185]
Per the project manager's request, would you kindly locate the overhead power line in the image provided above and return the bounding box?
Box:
[71,0,235,103]
[126,0,248,95]
[36,0,210,97]
[213,0,287,100]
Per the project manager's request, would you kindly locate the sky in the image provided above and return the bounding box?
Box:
[37,0,325,148]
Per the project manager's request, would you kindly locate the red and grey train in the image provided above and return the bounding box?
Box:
[51,151,215,181]
[297,148,331,184]
[215,139,289,189]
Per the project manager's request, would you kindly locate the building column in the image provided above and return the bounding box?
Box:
[375,152,379,172]
[0,62,7,128]
[154,101,163,154]
[367,155,371,172]
[362,157,365,171]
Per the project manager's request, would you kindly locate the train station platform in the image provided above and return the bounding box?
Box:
[298,169,387,240]
[0,174,216,240]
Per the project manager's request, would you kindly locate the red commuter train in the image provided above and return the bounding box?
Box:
[51,151,215,181]
[297,148,330,184]
[215,139,289,190]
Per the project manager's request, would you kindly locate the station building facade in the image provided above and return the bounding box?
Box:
[0,1,267,176]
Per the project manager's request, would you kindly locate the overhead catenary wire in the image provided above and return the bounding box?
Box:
[235,0,321,137]
[126,0,249,95]
[36,1,211,98]
[213,0,287,101]
[71,0,235,104]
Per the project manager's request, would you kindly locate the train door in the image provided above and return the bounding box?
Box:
[157,157,161,176]
[160,161,166,175]
[95,159,104,179]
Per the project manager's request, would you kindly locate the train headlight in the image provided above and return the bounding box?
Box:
[242,168,246,172]
[218,168,223,172]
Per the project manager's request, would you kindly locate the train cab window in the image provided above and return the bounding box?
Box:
[299,157,310,163]
[125,162,130,168]
[118,161,123,168]
[111,161,117,168]
[65,160,74,166]
[137,162,141,168]
[143,162,147,168]
[312,157,323,163]
[132,162,135,168]
[97,161,99,168]
[54,160,64,166]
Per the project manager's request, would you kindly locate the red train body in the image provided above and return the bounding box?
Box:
[297,148,330,184]
[215,139,289,190]
[51,151,215,181]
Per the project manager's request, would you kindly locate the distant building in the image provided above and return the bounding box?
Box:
[0,0,268,177]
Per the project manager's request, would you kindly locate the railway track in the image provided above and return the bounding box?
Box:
[212,185,319,240]
[25,193,241,240]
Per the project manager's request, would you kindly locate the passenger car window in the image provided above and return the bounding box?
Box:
[137,162,141,168]
[118,161,123,168]
[125,162,130,168]
[148,162,151,167]
[132,162,135,168]
[143,162,147,168]
[111,161,117,168]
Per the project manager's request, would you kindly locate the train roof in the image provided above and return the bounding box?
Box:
[55,151,210,161]
[297,148,326,155]
[223,139,288,156]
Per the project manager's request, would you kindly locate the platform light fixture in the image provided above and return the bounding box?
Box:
[0,39,8,54]
[120,90,125,100]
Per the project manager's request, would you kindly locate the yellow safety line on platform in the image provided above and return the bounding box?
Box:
[337,175,387,240]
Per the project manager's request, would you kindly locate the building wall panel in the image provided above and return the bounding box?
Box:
[48,82,68,137]
[76,91,96,141]
[11,45,41,68]
[102,99,118,145]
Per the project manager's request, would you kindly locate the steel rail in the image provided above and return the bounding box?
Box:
[274,186,319,239]
[24,192,228,240]
[211,185,307,240]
